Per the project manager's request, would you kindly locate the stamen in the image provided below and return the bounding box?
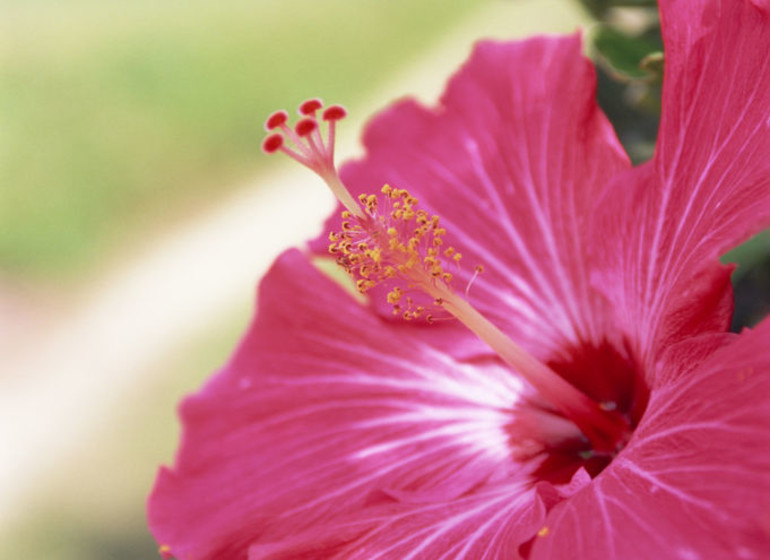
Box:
[262,102,632,453]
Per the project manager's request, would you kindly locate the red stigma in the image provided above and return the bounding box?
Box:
[261,99,346,179]
[323,105,347,121]
[262,133,284,154]
[265,110,289,130]
[299,98,323,115]
[295,118,318,137]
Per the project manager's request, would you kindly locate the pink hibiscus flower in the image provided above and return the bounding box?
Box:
[149,0,770,558]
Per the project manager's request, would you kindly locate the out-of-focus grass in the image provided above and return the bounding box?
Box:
[1,0,480,282]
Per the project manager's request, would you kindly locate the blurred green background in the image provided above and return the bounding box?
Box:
[1,0,483,282]
[1,1,767,559]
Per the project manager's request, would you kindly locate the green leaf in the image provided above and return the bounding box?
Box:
[594,25,663,80]
[579,0,657,19]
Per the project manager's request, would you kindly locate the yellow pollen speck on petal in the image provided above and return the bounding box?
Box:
[538,527,550,538]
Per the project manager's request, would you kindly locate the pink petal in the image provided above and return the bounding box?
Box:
[593,0,770,364]
[248,483,544,560]
[311,35,630,360]
[246,469,592,560]
[148,250,530,560]
[531,319,770,559]
[656,0,770,259]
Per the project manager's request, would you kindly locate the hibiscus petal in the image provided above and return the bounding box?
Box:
[311,35,630,359]
[248,483,544,560]
[594,0,770,361]
[148,249,529,560]
[531,318,770,559]
[246,468,593,560]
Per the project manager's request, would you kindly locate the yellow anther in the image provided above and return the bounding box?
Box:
[327,184,483,325]
[367,248,382,264]
[387,287,403,304]
[475,265,485,273]
[356,278,375,293]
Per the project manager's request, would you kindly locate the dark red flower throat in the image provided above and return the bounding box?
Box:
[519,339,648,483]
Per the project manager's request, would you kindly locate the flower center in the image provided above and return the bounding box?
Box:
[263,100,632,455]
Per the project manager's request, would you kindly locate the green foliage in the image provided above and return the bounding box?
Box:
[594,25,662,80]
[579,0,657,19]
[585,2,663,163]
